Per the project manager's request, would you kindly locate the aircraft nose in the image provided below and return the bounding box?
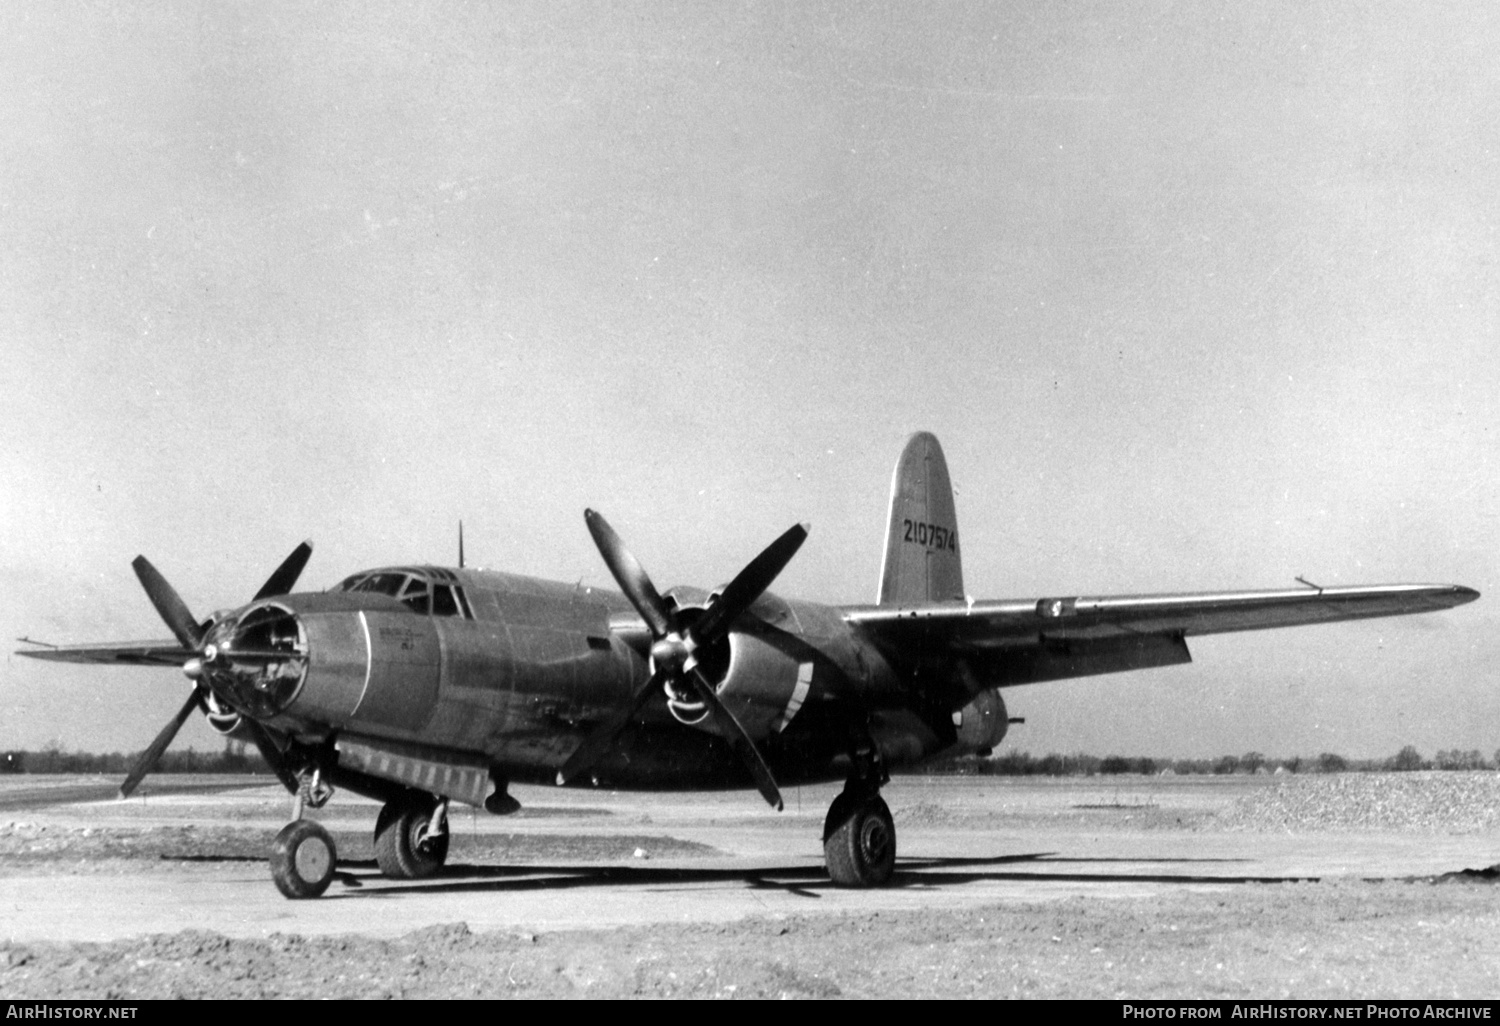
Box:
[203,603,309,718]
[1452,585,1481,604]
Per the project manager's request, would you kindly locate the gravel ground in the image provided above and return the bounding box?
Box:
[1218,772,1500,833]
[4,773,1500,998]
[0,821,718,873]
[4,882,1499,999]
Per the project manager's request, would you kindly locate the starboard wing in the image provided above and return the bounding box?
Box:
[843,584,1478,689]
[15,639,193,667]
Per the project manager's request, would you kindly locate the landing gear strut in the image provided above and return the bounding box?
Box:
[822,740,896,887]
[270,768,338,899]
[374,795,450,879]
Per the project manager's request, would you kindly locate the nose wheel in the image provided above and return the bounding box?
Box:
[270,819,338,899]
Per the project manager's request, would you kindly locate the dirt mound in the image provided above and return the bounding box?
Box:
[6,884,1500,999]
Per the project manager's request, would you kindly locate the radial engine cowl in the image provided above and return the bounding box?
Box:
[201,603,309,719]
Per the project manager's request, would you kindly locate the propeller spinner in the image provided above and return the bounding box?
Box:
[118,542,312,798]
[558,510,807,810]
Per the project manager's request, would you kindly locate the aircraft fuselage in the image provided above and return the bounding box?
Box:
[206,566,953,794]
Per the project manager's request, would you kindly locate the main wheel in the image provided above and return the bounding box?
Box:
[270,819,337,899]
[374,798,450,879]
[823,793,896,887]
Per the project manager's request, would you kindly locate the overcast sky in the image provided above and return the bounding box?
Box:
[2,1,1495,761]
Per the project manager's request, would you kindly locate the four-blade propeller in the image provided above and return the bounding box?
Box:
[559,510,807,811]
[118,543,312,798]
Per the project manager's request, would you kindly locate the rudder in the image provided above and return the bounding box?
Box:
[878,431,964,605]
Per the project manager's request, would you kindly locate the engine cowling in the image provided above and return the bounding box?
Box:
[687,630,815,739]
[201,595,442,737]
[951,687,1008,756]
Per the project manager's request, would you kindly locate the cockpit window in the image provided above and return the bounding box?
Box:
[348,572,406,597]
[335,569,473,619]
[400,577,430,614]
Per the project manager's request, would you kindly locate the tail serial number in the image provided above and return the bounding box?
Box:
[903,519,957,552]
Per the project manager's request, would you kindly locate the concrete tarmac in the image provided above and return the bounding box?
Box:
[2,775,1496,943]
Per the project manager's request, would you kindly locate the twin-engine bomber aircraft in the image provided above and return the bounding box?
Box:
[18,433,1479,897]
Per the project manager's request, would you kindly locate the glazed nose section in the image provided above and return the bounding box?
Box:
[203,603,309,719]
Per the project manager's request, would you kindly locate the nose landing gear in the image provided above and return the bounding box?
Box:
[270,819,338,899]
[271,768,339,899]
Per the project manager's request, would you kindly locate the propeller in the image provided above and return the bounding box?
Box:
[117,543,312,798]
[252,541,313,602]
[558,510,807,810]
[118,688,202,800]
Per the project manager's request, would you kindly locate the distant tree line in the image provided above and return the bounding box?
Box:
[911,745,1500,777]
[0,740,268,775]
[3,741,1494,777]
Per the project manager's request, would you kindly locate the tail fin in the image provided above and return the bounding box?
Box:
[878,431,965,605]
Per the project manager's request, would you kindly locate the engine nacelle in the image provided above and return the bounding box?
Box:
[698,630,815,739]
[203,596,443,738]
[286,607,441,733]
[951,687,1008,756]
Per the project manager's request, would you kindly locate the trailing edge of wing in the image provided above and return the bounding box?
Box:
[843,584,1479,648]
[14,639,193,667]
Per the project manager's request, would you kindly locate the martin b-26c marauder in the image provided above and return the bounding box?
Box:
[19,433,1479,897]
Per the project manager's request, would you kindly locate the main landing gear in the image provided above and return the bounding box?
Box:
[822,743,896,887]
[269,770,451,899]
[374,794,450,880]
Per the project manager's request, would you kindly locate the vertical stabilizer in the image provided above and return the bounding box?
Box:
[878,432,964,605]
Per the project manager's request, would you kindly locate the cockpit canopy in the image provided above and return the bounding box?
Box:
[333,567,473,618]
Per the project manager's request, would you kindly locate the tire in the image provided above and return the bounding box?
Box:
[374,798,450,879]
[270,820,337,899]
[823,793,896,887]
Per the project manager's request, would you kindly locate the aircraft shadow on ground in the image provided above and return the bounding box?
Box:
[279,851,1346,901]
[161,851,1498,893]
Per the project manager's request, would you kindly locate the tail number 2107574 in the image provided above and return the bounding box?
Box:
[903,519,957,552]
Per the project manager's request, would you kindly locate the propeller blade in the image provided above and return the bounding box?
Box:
[131,556,205,651]
[556,671,664,786]
[237,717,301,793]
[576,509,790,810]
[690,523,808,647]
[252,541,313,601]
[118,688,201,799]
[688,669,783,811]
[584,509,675,638]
